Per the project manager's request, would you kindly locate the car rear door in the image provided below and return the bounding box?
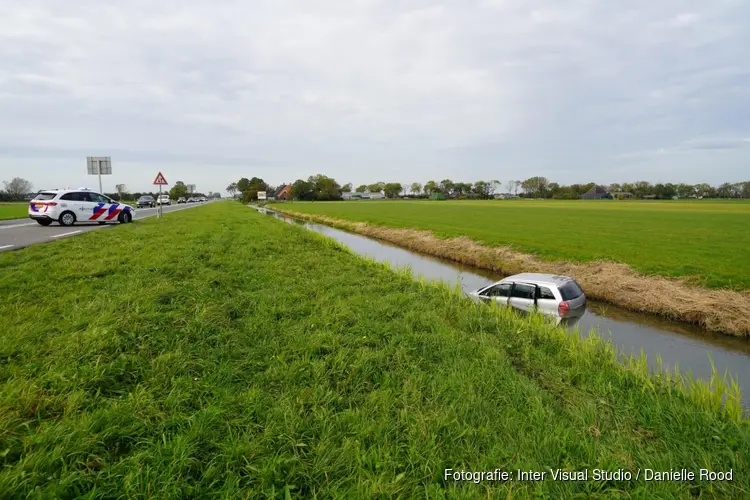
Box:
[535,286,559,316]
[508,283,536,312]
[59,191,84,217]
[75,191,101,221]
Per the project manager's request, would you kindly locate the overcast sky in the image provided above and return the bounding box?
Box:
[1,0,748,194]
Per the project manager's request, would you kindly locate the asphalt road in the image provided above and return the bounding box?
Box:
[0,201,213,253]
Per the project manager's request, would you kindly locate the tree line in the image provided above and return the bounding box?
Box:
[509,177,750,199]
[228,174,750,202]
[5,174,750,203]
[228,176,517,201]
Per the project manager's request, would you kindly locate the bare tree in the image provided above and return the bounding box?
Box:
[3,177,33,198]
[115,184,128,198]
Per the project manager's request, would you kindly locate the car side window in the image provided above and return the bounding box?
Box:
[90,193,108,203]
[484,283,511,297]
[511,283,535,300]
[60,193,79,201]
[538,287,556,300]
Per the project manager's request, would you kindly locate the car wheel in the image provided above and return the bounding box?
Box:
[36,219,52,226]
[59,211,76,227]
[118,211,132,224]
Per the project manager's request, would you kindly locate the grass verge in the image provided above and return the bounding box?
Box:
[0,202,747,498]
[271,206,750,337]
[0,203,28,221]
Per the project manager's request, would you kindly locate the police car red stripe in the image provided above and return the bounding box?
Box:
[89,203,108,220]
[104,205,123,220]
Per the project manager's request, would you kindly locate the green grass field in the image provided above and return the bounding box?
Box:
[0,202,747,498]
[0,202,28,220]
[277,199,750,290]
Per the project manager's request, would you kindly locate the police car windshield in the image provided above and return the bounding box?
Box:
[34,192,57,201]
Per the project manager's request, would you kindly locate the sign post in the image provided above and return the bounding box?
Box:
[153,171,168,218]
[87,157,112,193]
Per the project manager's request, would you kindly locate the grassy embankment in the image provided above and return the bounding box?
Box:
[0,203,27,221]
[271,200,750,336]
[0,202,747,498]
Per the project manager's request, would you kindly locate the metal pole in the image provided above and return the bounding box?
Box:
[159,185,162,218]
[98,167,102,194]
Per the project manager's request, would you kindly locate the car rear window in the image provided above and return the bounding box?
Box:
[34,192,58,201]
[559,281,584,300]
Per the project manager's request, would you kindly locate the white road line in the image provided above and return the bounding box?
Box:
[0,223,35,229]
[51,230,82,238]
[0,244,14,250]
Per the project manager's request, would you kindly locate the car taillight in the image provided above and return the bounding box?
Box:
[46,202,57,206]
[558,301,570,317]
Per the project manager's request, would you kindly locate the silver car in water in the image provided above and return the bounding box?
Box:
[469,273,586,324]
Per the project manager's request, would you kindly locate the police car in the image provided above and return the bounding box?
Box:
[28,188,135,226]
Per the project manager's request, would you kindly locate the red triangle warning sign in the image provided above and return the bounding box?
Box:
[153,172,168,185]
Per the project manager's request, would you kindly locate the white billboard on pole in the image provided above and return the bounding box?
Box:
[257,191,267,200]
[86,156,111,192]
[86,157,112,175]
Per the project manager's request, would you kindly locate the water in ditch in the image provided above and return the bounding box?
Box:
[255,206,750,409]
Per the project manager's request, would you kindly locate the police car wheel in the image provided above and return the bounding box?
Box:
[36,219,52,226]
[118,212,132,224]
[59,211,76,227]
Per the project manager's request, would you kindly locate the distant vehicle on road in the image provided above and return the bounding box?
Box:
[156,194,171,206]
[137,195,155,208]
[177,197,186,204]
[470,273,586,324]
[199,196,207,202]
[188,197,196,203]
[29,189,135,227]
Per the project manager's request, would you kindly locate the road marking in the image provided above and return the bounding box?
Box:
[0,245,14,250]
[51,230,82,238]
[0,223,35,229]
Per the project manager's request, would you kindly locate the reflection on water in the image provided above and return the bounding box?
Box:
[257,207,750,408]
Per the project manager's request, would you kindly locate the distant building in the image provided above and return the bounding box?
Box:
[493,193,517,199]
[611,191,633,199]
[580,186,612,200]
[274,184,292,201]
[341,191,384,200]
